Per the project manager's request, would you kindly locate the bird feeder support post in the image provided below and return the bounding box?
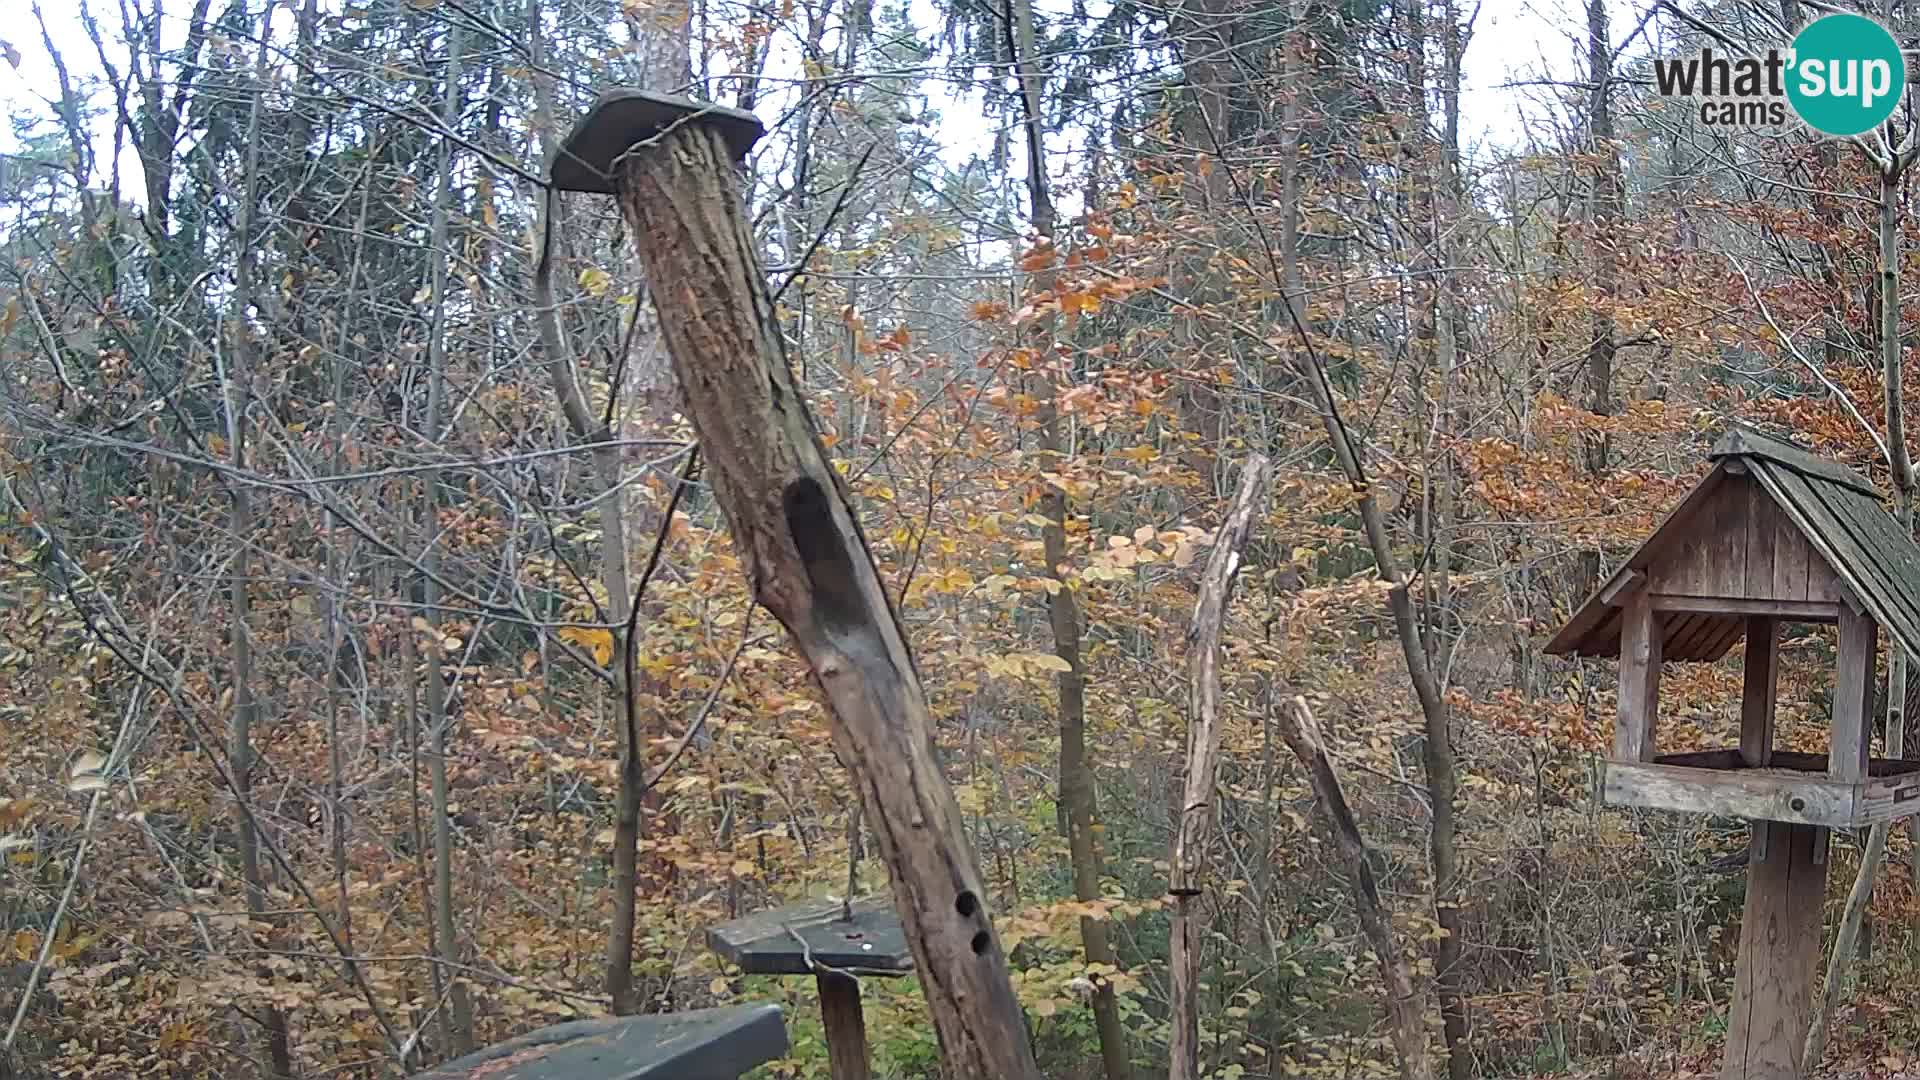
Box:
[1615,587,1661,762]
[817,972,870,1080]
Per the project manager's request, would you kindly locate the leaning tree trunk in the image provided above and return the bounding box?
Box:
[1276,697,1437,1080]
[610,120,1041,1080]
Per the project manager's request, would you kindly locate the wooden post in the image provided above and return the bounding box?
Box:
[1740,617,1777,769]
[1169,455,1271,1080]
[1831,608,1877,782]
[1721,820,1826,1080]
[817,973,870,1080]
[1615,588,1660,761]
[584,98,1040,1079]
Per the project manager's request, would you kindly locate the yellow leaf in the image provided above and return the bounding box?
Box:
[558,626,616,667]
[579,267,612,297]
[709,976,729,995]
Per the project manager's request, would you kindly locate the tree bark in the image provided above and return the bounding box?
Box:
[1169,456,1272,1080]
[611,120,1041,1080]
[1275,696,1436,1080]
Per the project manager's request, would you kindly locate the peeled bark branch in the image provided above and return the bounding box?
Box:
[1169,454,1271,1080]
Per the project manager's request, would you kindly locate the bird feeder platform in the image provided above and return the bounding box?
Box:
[1547,426,1920,1080]
[1604,749,1920,828]
[708,897,911,1080]
[708,896,914,976]
[409,1004,787,1080]
[548,88,764,194]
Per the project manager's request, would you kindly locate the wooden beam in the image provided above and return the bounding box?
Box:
[817,972,871,1080]
[1602,760,1858,827]
[1616,590,1660,762]
[1721,821,1825,1080]
[1600,568,1645,607]
[1831,608,1877,783]
[1650,595,1840,621]
[1741,618,1777,769]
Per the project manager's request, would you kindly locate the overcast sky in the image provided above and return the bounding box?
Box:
[0,0,1641,205]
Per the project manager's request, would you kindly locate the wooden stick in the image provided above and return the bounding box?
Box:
[1169,455,1271,1080]
[1274,696,1437,1080]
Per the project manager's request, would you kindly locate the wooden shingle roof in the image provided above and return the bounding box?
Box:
[1545,427,1920,664]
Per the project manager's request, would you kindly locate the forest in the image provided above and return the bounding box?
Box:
[6,0,1920,1077]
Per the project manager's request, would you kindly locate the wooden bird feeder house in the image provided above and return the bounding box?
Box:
[1546,426,1920,1080]
[708,897,913,1080]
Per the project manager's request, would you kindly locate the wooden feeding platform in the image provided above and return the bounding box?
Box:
[549,88,764,193]
[1546,426,1920,1080]
[708,897,912,1080]
[409,1004,787,1080]
[1604,749,1920,828]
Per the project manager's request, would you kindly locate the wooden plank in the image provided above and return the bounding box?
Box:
[1661,613,1701,659]
[1767,486,1810,603]
[1742,617,1778,768]
[1831,607,1878,783]
[1808,484,1920,622]
[1603,760,1858,826]
[1701,619,1752,663]
[1805,485,1914,611]
[817,972,871,1080]
[1711,426,1880,496]
[1653,749,1745,769]
[1720,820,1826,1080]
[1761,466,1920,664]
[1671,614,1726,660]
[1746,484,1779,597]
[1652,747,1920,779]
[1545,465,1736,657]
[1854,775,1920,823]
[410,1005,790,1080]
[1616,590,1661,762]
[1601,568,1645,606]
[1705,478,1753,597]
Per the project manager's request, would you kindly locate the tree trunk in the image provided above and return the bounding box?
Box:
[1275,697,1437,1080]
[1169,457,1272,1080]
[1580,0,1621,599]
[610,119,1041,1080]
[1805,147,1916,1074]
[420,19,474,1055]
[524,0,649,1013]
[226,8,292,1074]
[1005,0,1130,1074]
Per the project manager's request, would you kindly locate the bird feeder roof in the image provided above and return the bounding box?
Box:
[1545,427,1920,664]
[548,88,765,194]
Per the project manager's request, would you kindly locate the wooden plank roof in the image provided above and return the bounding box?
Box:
[1545,427,1920,664]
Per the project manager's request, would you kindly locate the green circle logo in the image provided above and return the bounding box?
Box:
[1786,13,1906,136]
